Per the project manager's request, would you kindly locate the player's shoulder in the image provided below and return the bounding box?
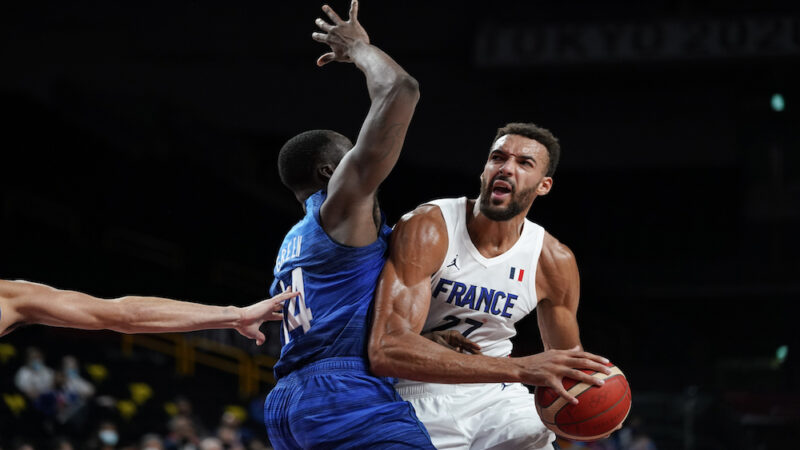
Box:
[536,232,580,303]
[391,203,448,250]
[539,231,577,269]
[396,203,446,228]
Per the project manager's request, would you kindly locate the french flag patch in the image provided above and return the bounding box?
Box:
[509,267,525,282]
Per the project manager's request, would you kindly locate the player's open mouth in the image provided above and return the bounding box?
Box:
[491,180,512,200]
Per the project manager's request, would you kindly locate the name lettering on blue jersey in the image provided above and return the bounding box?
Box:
[276,235,303,272]
[432,277,517,318]
[280,267,313,343]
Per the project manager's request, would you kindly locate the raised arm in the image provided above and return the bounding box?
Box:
[535,233,582,351]
[312,1,420,246]
[368,206,611,402]
[0,280,297,345]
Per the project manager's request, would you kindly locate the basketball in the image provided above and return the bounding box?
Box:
[534,361,631,442]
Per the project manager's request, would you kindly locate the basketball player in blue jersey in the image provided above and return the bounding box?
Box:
[262,1,431,449]
[0,279,297,343]
[369,123,616,448]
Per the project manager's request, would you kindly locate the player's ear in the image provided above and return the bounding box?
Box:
[318,164,335,182]
[536,177,553,196]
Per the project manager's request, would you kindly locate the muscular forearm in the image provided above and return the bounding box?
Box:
[14,282,242,334]
[350,42,418,101]
[370,331,523,383]
[320,41,419,207]
[542,321,581,351]
[102,296,242,334]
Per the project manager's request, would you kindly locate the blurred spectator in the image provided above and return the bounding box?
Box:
[14,347,54,401]
[164,416,200,450]
[198,438,222,450]
[618,416,657,450]
[140,434,164,450]
[246,439,270,450]
[61,356,95,399]
[216,425,243,450]
[53,356,95,430]
[99,422,120,450]
[219,411,240,431]
[52,436,75,450]
[174,396,207,437]
[217,411,246,450]
[86,421,120,450]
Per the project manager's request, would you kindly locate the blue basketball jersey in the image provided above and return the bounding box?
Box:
[269,190,392,379]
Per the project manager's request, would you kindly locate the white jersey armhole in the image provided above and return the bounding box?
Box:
[421,197,466,272]
[526,220,546,308]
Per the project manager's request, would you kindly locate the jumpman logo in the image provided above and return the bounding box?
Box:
[501,383,511,391]
[446,254,460,270]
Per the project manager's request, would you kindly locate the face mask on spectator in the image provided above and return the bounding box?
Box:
[99,430,118,446]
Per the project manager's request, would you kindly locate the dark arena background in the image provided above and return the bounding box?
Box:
[2,1,799,449]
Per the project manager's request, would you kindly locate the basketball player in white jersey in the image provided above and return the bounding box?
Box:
[369,122,613,449]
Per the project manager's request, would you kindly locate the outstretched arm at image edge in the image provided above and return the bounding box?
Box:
[0,280,297,344]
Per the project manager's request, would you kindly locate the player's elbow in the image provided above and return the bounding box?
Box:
[374,74,420,104]
[367,335,398,377]
[397,75,420,103]
[399,75,420,98]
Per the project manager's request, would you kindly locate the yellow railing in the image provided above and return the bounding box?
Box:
[121,334,277,397]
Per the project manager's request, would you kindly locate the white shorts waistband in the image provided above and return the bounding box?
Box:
[395,382,514,398]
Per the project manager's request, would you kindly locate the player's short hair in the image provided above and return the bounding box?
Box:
[493,123,561,177]
[278,130,352,192]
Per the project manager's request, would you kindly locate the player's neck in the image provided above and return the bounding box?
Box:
[465,199,527,258]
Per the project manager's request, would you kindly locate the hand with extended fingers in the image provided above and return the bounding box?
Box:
[235,290,299,345]
[516,346,613,404]
[423,330,483,354]
[312,0,370,66]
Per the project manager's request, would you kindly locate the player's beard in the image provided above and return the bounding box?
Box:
[479,176,537,221]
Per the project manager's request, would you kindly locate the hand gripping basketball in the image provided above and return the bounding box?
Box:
[535,360,632,442]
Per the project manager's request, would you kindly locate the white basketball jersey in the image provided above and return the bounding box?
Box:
[396,197,551,447]
[420,197,545,359]
[396,197,544,390]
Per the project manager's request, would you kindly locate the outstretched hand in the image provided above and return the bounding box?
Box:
[235,290,299,345]
[423,330,482,354]
[312,0,370,66]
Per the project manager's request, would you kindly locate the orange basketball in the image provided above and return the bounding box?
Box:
[534,361,631,442]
